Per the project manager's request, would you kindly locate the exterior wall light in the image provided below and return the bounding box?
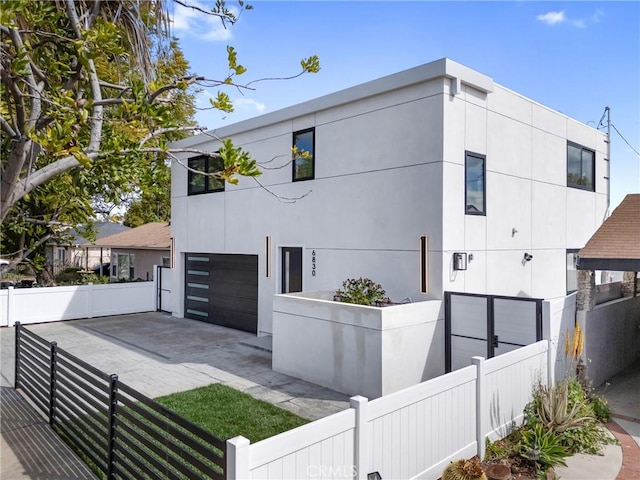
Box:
[367,473,382,480]
[524,252,533,262]
[453,252,468,271]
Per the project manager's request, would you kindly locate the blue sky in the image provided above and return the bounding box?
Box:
[170,1,640,210]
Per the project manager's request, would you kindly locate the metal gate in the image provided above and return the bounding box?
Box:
[156,266,171,313]
[445,292,542,372]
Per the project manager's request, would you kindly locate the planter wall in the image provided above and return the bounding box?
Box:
[272,291,444,399]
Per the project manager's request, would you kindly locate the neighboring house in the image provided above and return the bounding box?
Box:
[93,222,171,281]
[170,58,608,337]
[46,221,130,276]
[575,193,640,387]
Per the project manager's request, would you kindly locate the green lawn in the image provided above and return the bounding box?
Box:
[154,383,309,443]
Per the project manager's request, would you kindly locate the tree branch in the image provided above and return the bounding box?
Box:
[65,0,104,153]
[148,76,201,104]
[138,126,206,147]
[0,115,17,138]
[6,232,53,272]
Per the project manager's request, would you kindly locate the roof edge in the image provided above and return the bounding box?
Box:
[172,58,494,149]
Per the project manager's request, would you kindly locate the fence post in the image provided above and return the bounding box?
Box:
[350,395,368,480]
[107,374,118,480]
[14,322,21,389]
[547,339,555,387]
[472,356,486,460]
[49,342,58,426]
[7,286,14,327]
[227,436,250,480]
[87,282,94,319]
[155,265,161,311]
[152,264,160,311]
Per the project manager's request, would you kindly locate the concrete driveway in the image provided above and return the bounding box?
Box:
[0,312,350,421]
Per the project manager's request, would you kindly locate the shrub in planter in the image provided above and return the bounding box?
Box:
[334,277,390,306]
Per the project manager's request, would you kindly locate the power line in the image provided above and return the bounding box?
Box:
[611,123,640,157]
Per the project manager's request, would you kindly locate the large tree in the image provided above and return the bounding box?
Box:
[1,0,319,271]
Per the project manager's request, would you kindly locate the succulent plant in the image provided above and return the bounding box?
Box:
[442,458,487,480]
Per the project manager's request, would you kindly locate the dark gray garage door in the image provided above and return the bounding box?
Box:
[184,253,258,333]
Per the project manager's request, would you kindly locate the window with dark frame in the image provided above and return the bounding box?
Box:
[292,128,315,181]
[187,155,224,195]
[567,142,595,191]
[465,151,486,215]
[566,249,579,294]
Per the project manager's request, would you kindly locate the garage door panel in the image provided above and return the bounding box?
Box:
[185,253,258,333]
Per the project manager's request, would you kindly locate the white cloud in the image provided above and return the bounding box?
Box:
[234,98,267,113]
[536,9,604,28]
[537,11,565,25]
[591,9,604,24]
[170,0,235,42]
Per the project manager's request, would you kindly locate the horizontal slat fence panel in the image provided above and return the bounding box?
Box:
[115,381,225,480]
[13,322,227,480]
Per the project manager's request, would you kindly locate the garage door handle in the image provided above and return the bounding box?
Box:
[492,335,499,348]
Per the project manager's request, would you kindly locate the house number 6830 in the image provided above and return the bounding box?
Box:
[311,250,316,277]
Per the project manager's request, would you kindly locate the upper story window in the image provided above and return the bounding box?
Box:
[465,151,486,215]
[292,128,315,181]
[567,142,595,191]
[187,155,224,195]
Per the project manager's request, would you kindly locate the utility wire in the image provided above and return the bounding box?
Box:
[611,124,640,157]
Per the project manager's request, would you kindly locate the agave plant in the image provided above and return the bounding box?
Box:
[519,423,569,478]
[536,381,590,433]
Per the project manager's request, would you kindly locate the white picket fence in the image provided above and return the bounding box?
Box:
[0,281,157,327]
[227,340,551,480]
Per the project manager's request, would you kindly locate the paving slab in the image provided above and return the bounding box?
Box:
[1,313,351,421]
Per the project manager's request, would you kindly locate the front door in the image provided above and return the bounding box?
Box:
[281,247,302,293]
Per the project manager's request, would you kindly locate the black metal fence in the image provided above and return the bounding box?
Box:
[15,322,226,480]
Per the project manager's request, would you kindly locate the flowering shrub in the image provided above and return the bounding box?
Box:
[334,278,390,306]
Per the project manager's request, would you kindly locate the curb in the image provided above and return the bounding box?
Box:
[606,419,640,480]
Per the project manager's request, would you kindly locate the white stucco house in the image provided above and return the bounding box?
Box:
[169,58,607,396]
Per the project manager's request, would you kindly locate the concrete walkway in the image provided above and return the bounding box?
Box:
[0,387,96,479]
[555,359,640,480]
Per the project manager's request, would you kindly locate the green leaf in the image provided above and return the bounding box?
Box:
[211,92,234,113]
[300,55,320,73]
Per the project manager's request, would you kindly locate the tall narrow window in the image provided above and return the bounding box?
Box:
[567,142,595,191]
[188,155,224,195]
[281,247,303,293]
[566,249,579,294]
[465,151,486,215]
[292,128,315,181]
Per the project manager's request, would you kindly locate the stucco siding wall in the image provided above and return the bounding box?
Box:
[441,84,607,300]
[578,295,640,387]
[171,62,606,334]
[172,78,447,333]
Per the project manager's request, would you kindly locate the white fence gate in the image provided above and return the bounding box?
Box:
[0,276,167,327]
